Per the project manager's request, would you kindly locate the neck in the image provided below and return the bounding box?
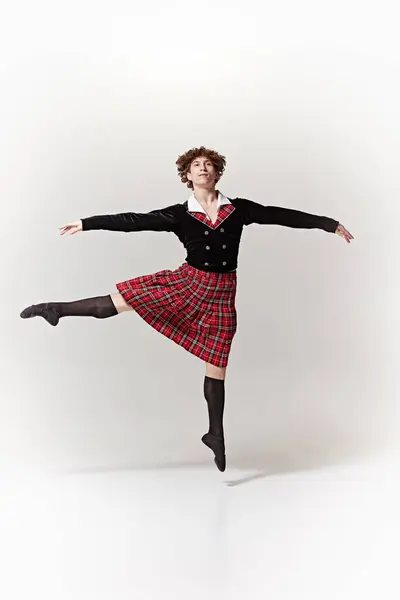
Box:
[193,187,218,205]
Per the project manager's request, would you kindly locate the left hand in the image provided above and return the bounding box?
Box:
[335,224,353,243]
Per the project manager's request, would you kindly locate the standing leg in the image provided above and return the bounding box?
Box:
[201,363,227,472]
[20,292,133,325]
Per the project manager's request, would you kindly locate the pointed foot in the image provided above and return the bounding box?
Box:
[20,303,60,326]
[201,432,226,472]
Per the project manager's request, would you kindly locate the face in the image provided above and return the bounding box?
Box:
[187,156,217,188]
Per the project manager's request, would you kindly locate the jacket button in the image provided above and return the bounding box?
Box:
[222,244,226,249]
[206,245,210,250]
[222,261,227,266]
[220,228,225,233]
[205,262,209,266]
[204,230,209,235]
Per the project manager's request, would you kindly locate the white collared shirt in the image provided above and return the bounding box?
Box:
[187,191,231,214]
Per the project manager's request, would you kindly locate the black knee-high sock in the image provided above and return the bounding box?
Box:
[204,376,225,437]
[20,295,118,326]
[201,376,226,471]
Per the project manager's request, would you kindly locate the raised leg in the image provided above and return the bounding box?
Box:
[20,292,132,325]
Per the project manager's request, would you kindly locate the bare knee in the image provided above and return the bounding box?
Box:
[110,292,133,313]
[205,363,226,380]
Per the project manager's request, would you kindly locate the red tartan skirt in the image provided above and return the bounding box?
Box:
[116,262,237,367]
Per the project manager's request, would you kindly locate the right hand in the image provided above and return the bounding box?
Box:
[59,220,83,235]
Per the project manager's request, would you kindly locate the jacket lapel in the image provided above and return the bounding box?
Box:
[187,203,235,229]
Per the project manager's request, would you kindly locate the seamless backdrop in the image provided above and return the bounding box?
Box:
[1,0,398,475]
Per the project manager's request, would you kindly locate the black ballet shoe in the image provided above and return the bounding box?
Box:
[201,432,226,472]
[20,303,60,326]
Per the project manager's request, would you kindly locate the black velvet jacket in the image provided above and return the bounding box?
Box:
[81,197,339,273]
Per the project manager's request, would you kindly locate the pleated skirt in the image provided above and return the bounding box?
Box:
[116,262,237,367]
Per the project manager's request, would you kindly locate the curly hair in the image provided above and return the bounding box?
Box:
[176,146,226,189]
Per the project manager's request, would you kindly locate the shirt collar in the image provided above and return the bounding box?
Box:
[187,191,231,213]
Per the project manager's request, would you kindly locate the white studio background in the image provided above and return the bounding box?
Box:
[0,0,398,475]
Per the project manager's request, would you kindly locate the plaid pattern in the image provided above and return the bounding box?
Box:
[116,262,237,367]
[186,203,236,229]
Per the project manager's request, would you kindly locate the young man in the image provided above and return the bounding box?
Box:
[20,146,353,471]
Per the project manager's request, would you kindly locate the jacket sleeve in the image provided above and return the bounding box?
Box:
[81,203,182,233]
[239,198,339,233]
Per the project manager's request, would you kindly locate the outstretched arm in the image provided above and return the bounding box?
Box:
[240,197,338,232]
[79,204,182,233]
[238,197,353,241]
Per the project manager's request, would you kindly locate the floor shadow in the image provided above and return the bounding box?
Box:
[60,458,211,476]
[223,443,371,487]
[59,441,370,483]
